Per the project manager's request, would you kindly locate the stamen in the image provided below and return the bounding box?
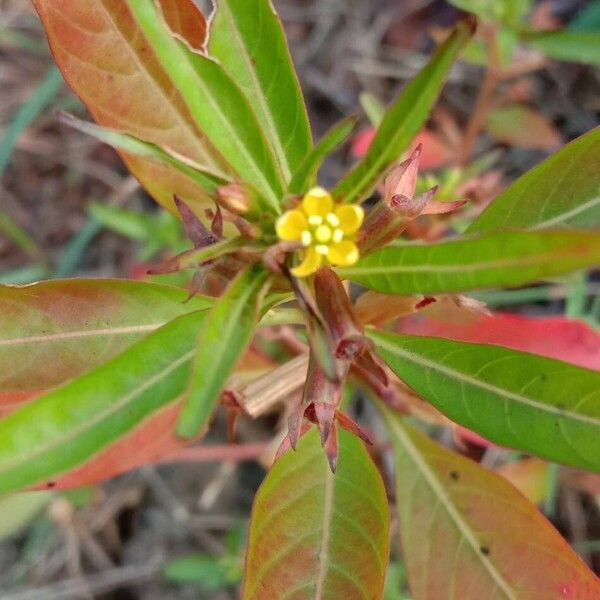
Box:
[315,244,329,256]
[301,230,312,247]
[308,215,323,226]
[332,229,344,243]
[326,213,340,227]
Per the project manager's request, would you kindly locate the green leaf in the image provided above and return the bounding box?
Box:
[339,230,600,295]
[0,491,55,541]
[371,330,600,471]
[448,0,532,27]
[523,30,600,66]
[164,554,236,590]
[333,19,473,204]
[0,311,208,495]
[62,113,227,196]
[469,127,600,232]
[288,117,357,195]
[381,410,600,599]
[0,279,212,393]
[359,92,385,127]
[242,428,389,599]
[209,0,312,182]
[177,266,270,437]
[124,0,283,210]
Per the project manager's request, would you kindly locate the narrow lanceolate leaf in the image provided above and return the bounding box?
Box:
[339,230,600,295]
[209,0,312,182]
[523,30,600,67]
[288,117,357,195]
[177,266,270,437]
[34,400,189,490]
[62,113,226,195]
[125,0,284,209]
[382,411,600,600]
[333,19,473,204]
[33,0,231,215]
[243,428,389,600]
[0,311,206,495]
[0,279,212,393]
[469,127,600,232]
[371,330,600,471]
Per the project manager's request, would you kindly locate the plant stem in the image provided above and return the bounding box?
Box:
[458,26,501,167]
[160,442,269,464]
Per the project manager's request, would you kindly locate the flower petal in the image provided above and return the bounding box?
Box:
[275,210,307,241]
[302,187,333,217]
[335,204,364,235]
[291,247,322,277]
[328,240,360,267]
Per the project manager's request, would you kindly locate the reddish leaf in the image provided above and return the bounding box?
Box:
[352,127,450,170]
[485,105,563,151]
[243,428,389,599]
[33,0,231,214]
[384,411,600,599]
[157,0,206,51]
[0,391,43,418]
[34,400,195,490]
[399,311,600,370]
[0,279,212,393]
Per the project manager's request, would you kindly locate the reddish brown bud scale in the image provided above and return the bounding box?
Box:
[174,196,218,248]
[314,267,367,362]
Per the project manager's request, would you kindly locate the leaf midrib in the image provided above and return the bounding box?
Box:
[315,459,334,600]
[343,245,595,277]
[0,323,160,347]
[386,416,517,600]
[374,335,600,429]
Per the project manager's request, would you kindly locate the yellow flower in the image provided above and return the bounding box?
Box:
[276,187,364,277]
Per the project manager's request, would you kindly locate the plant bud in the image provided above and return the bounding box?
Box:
[216,183,253,215]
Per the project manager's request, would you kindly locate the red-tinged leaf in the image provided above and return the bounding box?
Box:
[0,279,212,393]
[382,410,600,600]
[485,105,563,151]
[351,128,376,159]
[399,312,600,370]
[412,128,451,170]
[0,391,43,418]
[34,400,190,490]
[243,428,389,600]
[33,0,231,214]
[157,0,206,51]
[352,128,450,170]
[0,311,208,495]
